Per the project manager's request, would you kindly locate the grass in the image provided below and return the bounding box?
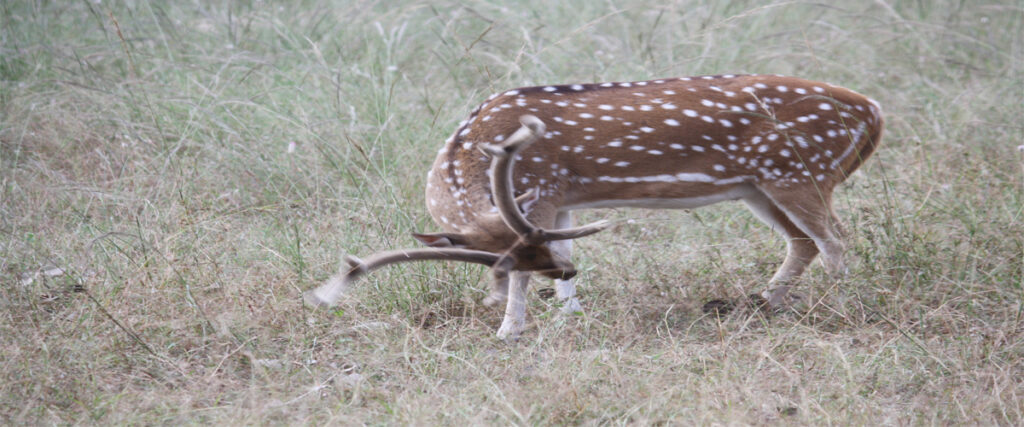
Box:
[2,0,1022,424]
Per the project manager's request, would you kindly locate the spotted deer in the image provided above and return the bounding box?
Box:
[307,74,884,339]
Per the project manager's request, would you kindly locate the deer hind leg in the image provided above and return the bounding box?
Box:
[829,205,848,239]
[743,190,819,307]
[759,184,847,278]
[496,271,531,340]
[550,211,583,314]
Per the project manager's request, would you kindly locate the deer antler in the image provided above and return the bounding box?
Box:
[481,115,611,246]
[305,248,502,307]
[307,116,606,310]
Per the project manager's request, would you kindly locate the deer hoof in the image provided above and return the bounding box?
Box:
[559,297,583,315]
[758,286,807,312]
[495,324,522,342]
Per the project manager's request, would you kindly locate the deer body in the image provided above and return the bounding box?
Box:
[428,74,880,229]
[310,74,883,340]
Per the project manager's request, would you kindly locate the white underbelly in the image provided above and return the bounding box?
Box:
[560,184,757,211]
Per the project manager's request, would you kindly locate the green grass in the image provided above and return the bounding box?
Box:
[2,0,1022,424]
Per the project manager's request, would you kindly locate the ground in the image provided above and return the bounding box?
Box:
[1,0,1022,424]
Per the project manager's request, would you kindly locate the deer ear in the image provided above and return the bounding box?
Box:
[412,232,468,248]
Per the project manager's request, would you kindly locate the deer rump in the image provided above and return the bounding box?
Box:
[307,74,884,339]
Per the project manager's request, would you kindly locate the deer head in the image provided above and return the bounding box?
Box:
[305,115,609,307]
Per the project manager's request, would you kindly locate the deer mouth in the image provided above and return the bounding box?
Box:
[536,268,576,280]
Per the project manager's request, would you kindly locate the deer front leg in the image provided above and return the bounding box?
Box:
[551,211,583,314]
[482,274,509,307]
[496,271,531,340]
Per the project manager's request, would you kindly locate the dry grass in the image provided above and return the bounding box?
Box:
[2,0,1022,424]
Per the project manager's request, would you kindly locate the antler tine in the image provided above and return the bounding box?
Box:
[482,115,612,245]
[480,115,545,242]
[542,219,611,240]
[304,248,502,307]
